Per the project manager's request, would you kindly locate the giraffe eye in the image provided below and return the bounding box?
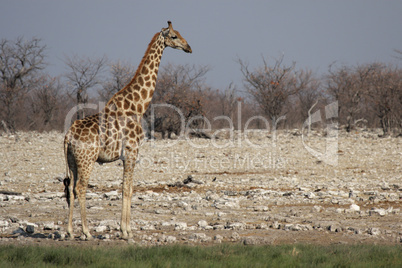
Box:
[171,36,178,40]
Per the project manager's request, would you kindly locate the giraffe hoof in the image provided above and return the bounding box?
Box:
[66,232,75,240]
[85,234,94,241]
[79,233,93,241]
[121,231,131,240]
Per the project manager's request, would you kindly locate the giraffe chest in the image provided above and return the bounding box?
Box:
[96,115,144,163]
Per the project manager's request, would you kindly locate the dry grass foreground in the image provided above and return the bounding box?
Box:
[0,129,401,246]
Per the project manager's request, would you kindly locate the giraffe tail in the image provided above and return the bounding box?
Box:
[63,136,72,206]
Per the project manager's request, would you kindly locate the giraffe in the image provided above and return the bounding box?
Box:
[63,21,192,240]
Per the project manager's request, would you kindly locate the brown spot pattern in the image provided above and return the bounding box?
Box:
[63,30,190,238]
[140,88,148,99]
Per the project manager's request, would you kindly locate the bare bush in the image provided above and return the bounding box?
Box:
[239,55,298,125]
[219,83,238,118]
[326,63,401,135]
[295,69,323,123]
[27,75,67,131]
[364,63,402,135]
[64,55,107,120]
[239,55,322,130]
[98,60,135,102]
[146,63,210,138]
[327,64,372,132]
[0,37,46,132]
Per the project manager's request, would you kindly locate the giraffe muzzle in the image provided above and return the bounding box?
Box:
[184,44,192,53]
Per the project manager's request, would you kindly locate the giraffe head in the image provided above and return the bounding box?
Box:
[162,21,192,53]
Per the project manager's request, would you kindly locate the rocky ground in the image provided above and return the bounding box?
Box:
[0,129,401,246]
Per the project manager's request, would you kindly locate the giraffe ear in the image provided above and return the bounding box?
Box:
[162,27,169,37]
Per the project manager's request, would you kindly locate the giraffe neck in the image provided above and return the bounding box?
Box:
[106,32,165,115]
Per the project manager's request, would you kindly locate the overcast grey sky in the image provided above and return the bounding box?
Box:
[1,0,401,90]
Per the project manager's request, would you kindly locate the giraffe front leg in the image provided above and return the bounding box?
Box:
[121,175,134,240]
[121,157,136,240]
[120,192,128,239]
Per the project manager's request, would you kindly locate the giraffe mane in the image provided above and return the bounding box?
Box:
[107,32,161,106]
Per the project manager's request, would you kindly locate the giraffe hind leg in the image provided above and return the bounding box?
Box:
[66,171,76,240]
[63,178,77,205]
[65,146,78,240]
[63,178,70,206]
[75,162,95,240]
[65,154,80,240]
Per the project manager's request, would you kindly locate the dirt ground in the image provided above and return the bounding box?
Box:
[0,129,401,246]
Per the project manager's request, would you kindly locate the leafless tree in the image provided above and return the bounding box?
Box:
[326,64,365,132]
[239,55,301,126]
[393,49,402,61]
[365,63,402,135]
[219,83,238,117]
[295,69,322,119]
[98,60,135,102]
[146,63,210,138]
[64,55,107,119]
[326,62,401,135]
[28,74,65,131]
[0,37,46,131]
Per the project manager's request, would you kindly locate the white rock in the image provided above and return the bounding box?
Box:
[381,183,390,190]
[86,193,100,200]
[104,191,119,200]
[8,195,25,201]
[43,222,55,230]
[217,212,226,218]
[95,225,108,233]
[161,221,172,227]
[206,193,220,201]
[100,220,119,230]
[243,237,258,245]
[89,206,104,210]
[349,204,360,212]
[26,222,38,228]
[253,206,269,212]
[369,208,387,216]
[312,206,322,213]
[189,233,209,242]
[178,201,189,208]
[197,220,208,228]
[329,225,342,233]
[174,222,187,231]
[38,192,63,200]
[213,224,225,230]
[214,235,223,243]
[306,192,316,199]
[336,208,344,213]
[226,222,245,230]
[386,207,394,214]
[368,227,381,236]
[142,224,156,231]
[231,232,240,241]
[284,224,300,231]
[0,220,9,227]
[165,236,176,243]
[271,221,280,229]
